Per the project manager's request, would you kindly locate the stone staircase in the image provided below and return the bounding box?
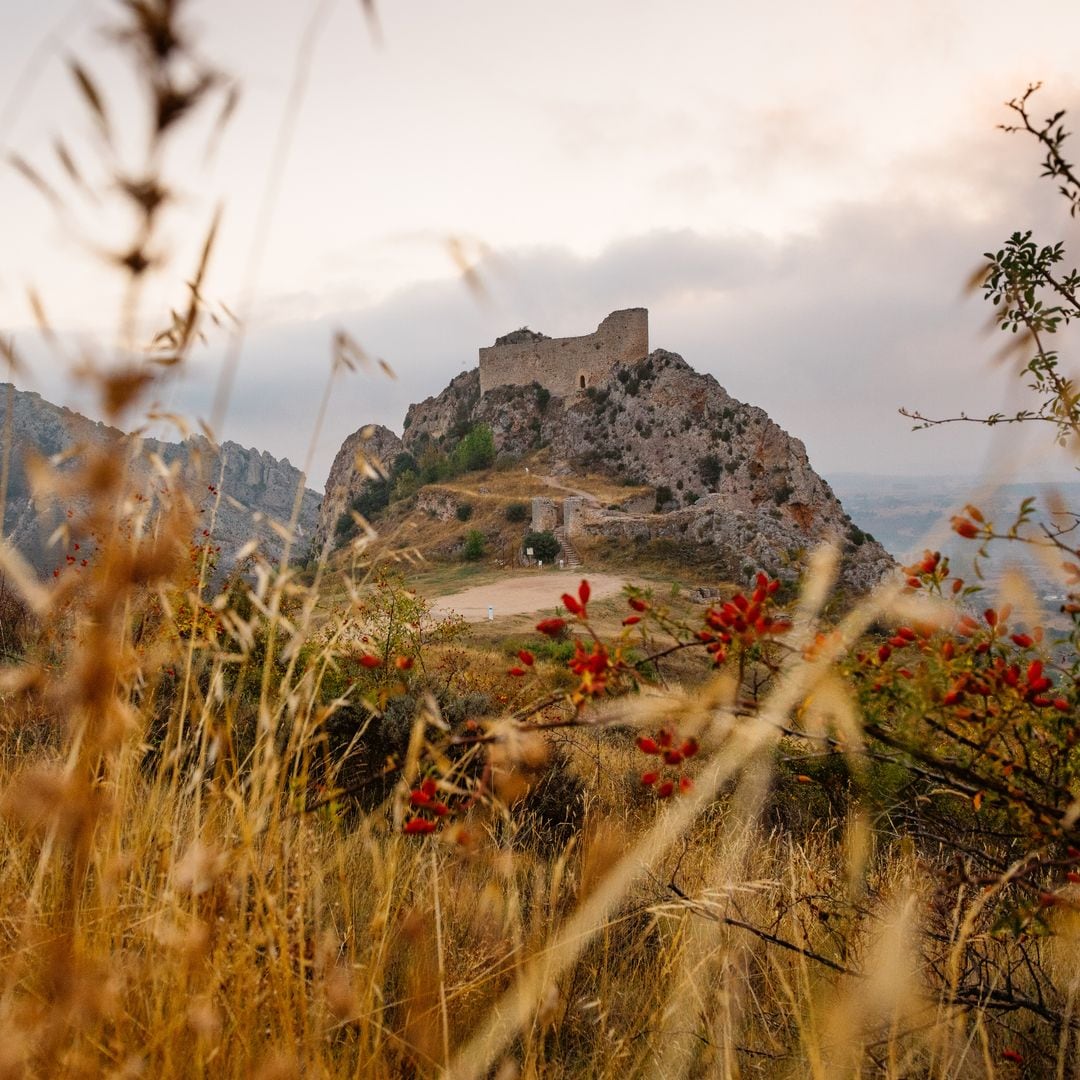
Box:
[554,525,582,569]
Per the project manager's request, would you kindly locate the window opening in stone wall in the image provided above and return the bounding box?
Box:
[579,374,586,389]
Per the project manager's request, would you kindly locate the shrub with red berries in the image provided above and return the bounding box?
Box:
[402,777,456,836]
[849,548,1076,854]
[699,573,792,669]
[636,728,698,798]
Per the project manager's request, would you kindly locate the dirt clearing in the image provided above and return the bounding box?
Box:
[427,571,632,622]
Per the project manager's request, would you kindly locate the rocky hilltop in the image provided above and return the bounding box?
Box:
[317,319,894,592]
[314,424,404,552]
[0,384,320,575]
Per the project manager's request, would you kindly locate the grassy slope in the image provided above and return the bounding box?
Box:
[326,458,726,600]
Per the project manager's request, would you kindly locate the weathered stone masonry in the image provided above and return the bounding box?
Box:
[478,308,649,398]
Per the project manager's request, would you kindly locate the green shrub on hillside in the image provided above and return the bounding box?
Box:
[336,475,392,539]
[698,453,722,488]
[392,468,420,501]
[450,424,495,473]
[411,424,496,488]
[463,529,486,561]
[523,530,560,562]
[337,451,426,542]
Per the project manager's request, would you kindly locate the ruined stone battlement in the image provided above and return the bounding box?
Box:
[479,308,648,397]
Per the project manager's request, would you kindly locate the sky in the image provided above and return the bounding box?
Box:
[2,0,1080,491]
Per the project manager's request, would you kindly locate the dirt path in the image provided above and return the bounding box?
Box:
[538,474,602,504]
[428,571,631,622]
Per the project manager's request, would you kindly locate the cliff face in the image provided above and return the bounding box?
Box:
[313,424,404,552]
[147,435,321,569]
[0,384,320,575]
[0,387,122,566]
[555,350,841,517]
[401,370,480,453]
[532,350,894,589]
[321,345,895,592]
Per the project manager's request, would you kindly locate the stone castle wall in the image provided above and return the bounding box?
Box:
[562,496,586,536]
[479,308,648,397]
[531,497,558,533]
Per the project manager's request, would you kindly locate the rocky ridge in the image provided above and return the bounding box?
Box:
[0,384,320,575]
[318,345,895,592]
[314,424,404,552]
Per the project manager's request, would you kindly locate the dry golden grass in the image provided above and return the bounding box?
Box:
[1,478,1076,1078]
[345,465,651,573]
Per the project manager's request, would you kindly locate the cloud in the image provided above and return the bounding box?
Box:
[166,149,1074,491]
[11,96,1079,495]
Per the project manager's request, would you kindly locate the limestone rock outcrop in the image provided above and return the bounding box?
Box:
[401,370,480,453]
[152,436,321,569]
[0,384,320,576]
[313,423,404,552]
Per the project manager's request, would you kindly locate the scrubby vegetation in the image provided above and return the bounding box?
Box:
[462,527,485,560]
[523,529,561,563]
[335,426,497,544]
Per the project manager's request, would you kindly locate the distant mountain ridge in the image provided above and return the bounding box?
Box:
[0,383,320,575]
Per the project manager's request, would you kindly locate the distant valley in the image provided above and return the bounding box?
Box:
[831,472,1079,610]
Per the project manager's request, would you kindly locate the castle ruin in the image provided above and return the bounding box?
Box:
[478,308,648,398]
